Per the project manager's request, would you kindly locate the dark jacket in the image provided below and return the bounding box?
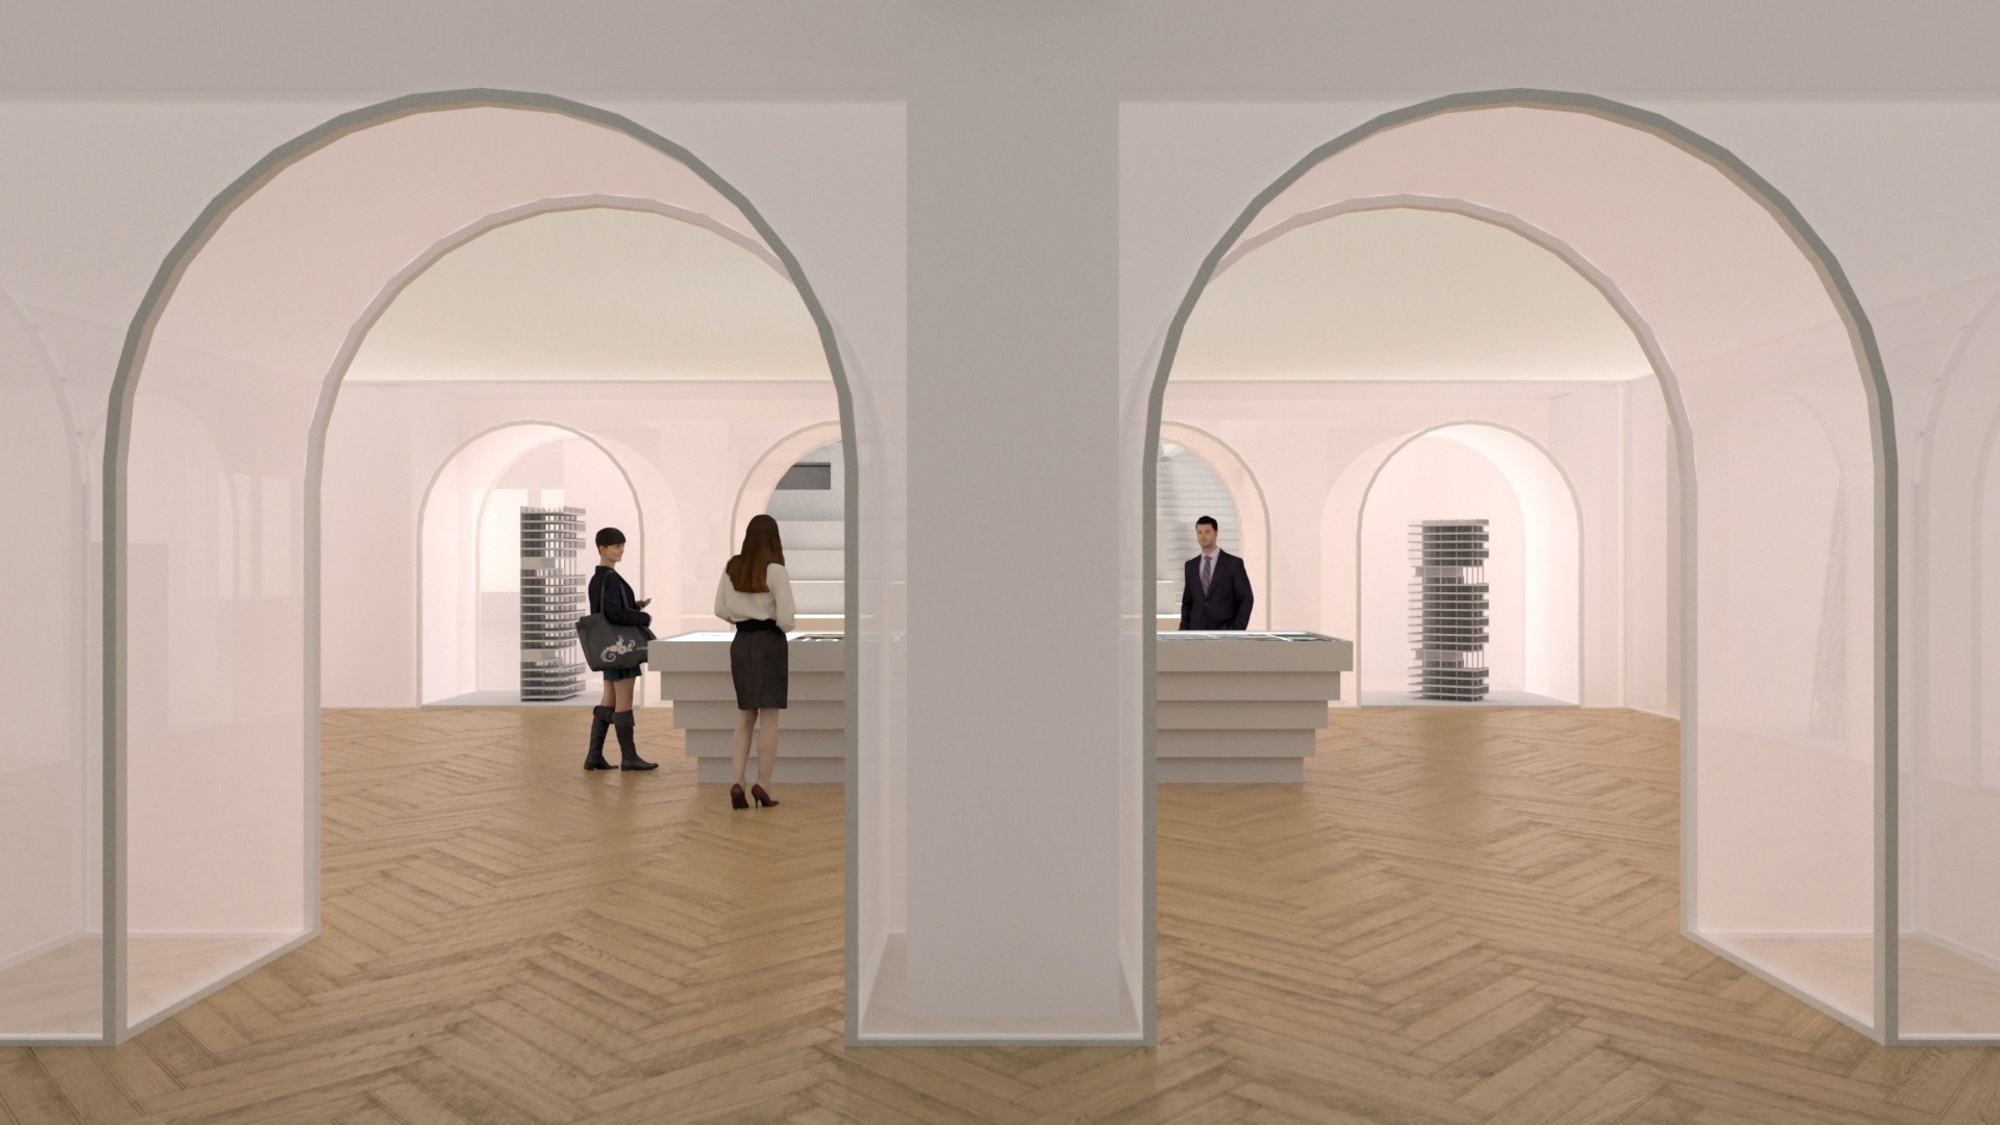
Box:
[589,566,651,628]
[1180,549,1254,631]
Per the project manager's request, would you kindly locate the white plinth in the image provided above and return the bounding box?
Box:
[649,629,1352,785]
[1157,631,1354,782]
[648,631,847,782]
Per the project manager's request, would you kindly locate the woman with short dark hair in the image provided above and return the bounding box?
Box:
[583,526,657,771]
[714,514,795,808]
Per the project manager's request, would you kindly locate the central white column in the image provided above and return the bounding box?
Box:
[899,5,1132,1037]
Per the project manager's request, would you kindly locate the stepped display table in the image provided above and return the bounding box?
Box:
[649,629,1351,785]
[1157,631,1354,782]
[649,632,847,782]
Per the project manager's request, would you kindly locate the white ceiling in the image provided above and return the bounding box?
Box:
[347,207,831,383]
[358,204,1651,386]
[1171,207,1653,382]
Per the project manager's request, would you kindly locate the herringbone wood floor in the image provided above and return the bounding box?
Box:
[5,706,2000,1123]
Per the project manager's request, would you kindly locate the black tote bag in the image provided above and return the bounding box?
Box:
[575,614,653,672]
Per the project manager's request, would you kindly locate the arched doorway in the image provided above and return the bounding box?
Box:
[1138,93,1895,1039]
[1356,424,1581,707]
[90,92,864,1044]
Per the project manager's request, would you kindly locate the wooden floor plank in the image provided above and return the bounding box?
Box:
[8,706,2000,1122]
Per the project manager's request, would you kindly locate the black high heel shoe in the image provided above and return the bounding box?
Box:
[730,784,749,810]
[751,784,779,808]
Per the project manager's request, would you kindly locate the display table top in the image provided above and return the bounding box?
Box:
[1158,630,1353,674]
[653,630,844,643]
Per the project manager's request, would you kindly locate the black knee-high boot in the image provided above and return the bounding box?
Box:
[614,710,656,771]
[584,705,614,770]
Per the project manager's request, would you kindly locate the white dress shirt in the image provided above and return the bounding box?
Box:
[714,562,796,631]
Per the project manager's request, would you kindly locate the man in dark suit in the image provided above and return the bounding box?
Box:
[1180,515,1254,630]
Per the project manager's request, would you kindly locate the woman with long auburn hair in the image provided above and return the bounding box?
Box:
[714,513,795,808]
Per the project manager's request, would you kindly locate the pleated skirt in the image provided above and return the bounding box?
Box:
[729,624,789,710]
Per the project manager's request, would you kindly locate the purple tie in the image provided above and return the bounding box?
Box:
[1201,553,1213,593]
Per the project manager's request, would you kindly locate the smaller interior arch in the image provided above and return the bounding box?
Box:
[409,423,644,706]
[1355,423,1581,707]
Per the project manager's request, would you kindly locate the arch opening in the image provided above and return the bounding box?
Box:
[1155,425,1271,631]
[406,424,645,707]
[72,92,866,1046]
[1138,93,1894,1039]
[1356,424,1581,707]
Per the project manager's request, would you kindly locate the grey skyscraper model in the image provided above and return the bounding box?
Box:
[1410,519,1489,701]
[521,507,587,701]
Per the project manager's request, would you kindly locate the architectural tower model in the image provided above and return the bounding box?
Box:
[520,506,587,701]
[1410,519,1490,701]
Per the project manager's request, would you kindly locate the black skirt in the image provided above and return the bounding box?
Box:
[730,620,788,710]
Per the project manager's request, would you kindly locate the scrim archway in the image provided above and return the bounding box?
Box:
[1355,423,1581,706]
[1139,92,1897,1039]
[87,92,863,1045]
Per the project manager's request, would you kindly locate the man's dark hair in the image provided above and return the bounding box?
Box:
[595,527,626,549]
[1195,516,1218,532]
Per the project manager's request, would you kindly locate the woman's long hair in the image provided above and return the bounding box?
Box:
[726,514,785,593]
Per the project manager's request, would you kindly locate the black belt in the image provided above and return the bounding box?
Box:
[735,618,781,633]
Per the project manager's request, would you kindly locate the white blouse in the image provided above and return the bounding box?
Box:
[714,562,796,631]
